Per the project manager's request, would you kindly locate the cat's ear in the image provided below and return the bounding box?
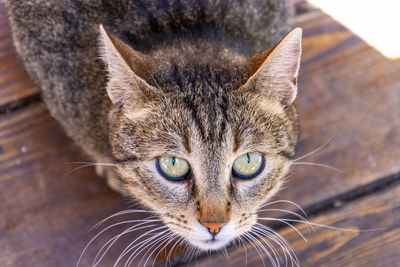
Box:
[243,28,302,105]
[98,25,157,105]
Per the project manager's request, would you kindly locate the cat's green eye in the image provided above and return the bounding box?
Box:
[233,152,265,179]
[156,156,190,181]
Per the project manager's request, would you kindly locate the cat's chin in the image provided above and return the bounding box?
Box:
[187,237,232,251]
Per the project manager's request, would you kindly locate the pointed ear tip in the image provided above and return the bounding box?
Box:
[99,25,111,40]
[99,24,106,34]
[290,27,302,38]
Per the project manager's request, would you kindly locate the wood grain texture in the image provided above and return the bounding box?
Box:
[274,9,400,209]
[0,104,163,267]
[195,182,400,267]
[0,3,39,110]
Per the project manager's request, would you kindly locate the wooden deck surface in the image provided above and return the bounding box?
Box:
[1,1,400,267]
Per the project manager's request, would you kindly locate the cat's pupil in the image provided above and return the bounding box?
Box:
[172,157,176,166]
[246,153,250,164]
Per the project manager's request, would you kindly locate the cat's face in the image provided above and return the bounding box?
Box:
[100,26,301,250]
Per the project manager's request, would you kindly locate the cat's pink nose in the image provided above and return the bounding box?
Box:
[200,222,226,235]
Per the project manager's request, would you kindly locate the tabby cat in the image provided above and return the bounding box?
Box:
[5,0,301,253]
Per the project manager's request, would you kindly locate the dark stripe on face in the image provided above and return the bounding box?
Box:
[182,129,192,154]
[114,156,138,164]
[183,97,206,139]
[278,150,294,160]
[233,133,241,153]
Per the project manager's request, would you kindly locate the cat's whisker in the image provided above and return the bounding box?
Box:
[243,238,250,267]
[66,165,101,175]
[77,218,159,267]
[250,230,282,267]
[253,217,382,266]
[232,238,239,248]
[253,225,297,267]
[67,161,117,166]
[113,226,168,267]
[257,217,307,242]
[254,223,299,267]
[151,233,179,267]
[150,74,163,91]
[66,162,117,175]
[184,242,200,264]
[252,232,280,267]
[119,227,169,266]
[182,244,193,263]
[193,246,201,265]
[242,233,267,267]
[138,232,173,266]
[259,199,307,217]
[165,236,185,267]
[123,234,162,267]
[145,233,176,267]
[255,223,299,261]
[237,236,248,266]
[255,226,293,267]
[123,233,163,267]
[257,208,314,231]
[292,161,344,173]
[193,247,201,264]
[185,247,196,264]
[125,228,171,266]
[221,246,231,265]
[138,232,174,267]
[293,136,336,162]
[93,210,157,230]
[181,241,193,262]
[93,222,163,266]
[259,218,384,232]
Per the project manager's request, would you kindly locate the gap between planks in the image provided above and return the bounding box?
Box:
[0,93,41,115]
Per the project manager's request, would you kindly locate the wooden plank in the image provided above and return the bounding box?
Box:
[196,181,400,267]
[272,9,400,209]
[0,104,165,267]
[0,3,39,109]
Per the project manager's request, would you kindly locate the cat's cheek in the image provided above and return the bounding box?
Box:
[232,156,275,194]
[115,163,189,208]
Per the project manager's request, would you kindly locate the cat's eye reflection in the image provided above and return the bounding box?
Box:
[233,152,265,179]
[156,156,190,181]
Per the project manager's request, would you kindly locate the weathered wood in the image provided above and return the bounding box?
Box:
[0,3,40,110]
[196,181,400,267]
[0,104,163,267]
[274,9,400,209]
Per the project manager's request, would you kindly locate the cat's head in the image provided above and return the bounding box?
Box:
[99,25,301,250]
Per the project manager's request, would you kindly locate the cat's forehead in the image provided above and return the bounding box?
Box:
[147,95,293,157]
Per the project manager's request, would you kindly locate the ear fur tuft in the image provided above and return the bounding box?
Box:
[98,24,155,105]
[244,27,302,105]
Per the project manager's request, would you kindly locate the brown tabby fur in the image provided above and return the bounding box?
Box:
[4,0,301,251]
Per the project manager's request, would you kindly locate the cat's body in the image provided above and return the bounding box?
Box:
[5,0,301,254]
